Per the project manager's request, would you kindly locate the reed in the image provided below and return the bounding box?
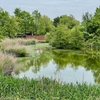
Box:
[0,76,100,100]
[0,38,36,57]
[0,51,17,75]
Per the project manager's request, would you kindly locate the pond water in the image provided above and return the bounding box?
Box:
[13,49,100,84]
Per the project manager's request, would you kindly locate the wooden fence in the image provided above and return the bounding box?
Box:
[25,35,45,40]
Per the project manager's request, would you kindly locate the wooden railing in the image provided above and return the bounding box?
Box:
[25,35,45,40]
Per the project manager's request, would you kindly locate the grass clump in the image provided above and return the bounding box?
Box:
[38,40,47,43]
[6,48,28,57]
[0,38,50,73]
[0,38,36,46]
[0,76,100,100]
[19,39,36,45]
[0,38,36,57]
[0,51,17,75]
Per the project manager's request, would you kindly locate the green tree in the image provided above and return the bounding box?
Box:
[50,14,83,49]
[4,16,19,38]
[70,26,84,49]
[92,6,100,36]
[42,15,53,33]
[14,8,21,17]
[19,10,31,33]
[0,7,19,38]
[60,15,80,29]
[82,12,93,34]
[82,12,92,23]
[14,8,32,34]
[53,16,60,27]
[50,24,71,49]
[32,10,45,34]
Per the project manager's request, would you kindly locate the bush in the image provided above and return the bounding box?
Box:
[0,51,17,75]
[19,39,36,45]
[45,32,52,42]
[6,48,28,57]
[38,40,47,43]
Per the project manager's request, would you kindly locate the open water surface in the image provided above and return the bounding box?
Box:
[13,49,100,84]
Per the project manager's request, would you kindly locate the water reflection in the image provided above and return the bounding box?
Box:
[14,49,100,84]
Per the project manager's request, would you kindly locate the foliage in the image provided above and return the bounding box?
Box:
[32,10,45,35]
[50,15,82,49]
[59,15,80,29]
[0,51,17,75]
[38,40,47,43]
[42,15,53,33]
[70,26,84,49]
[50,25,71,49]
[53,15,79,29]
[0,7,54,38]
[82,12,92,24]
[1,6,100,50]
[82,7,100,39]
[0,8,20,38]
[19,39,36,45]
[80,6,100,50]
[0,38,36,57]
[0,76,100,99]
[6,48,28,57]
[53,16,60,27]
[45,32,52,42]
[49,24,84,49]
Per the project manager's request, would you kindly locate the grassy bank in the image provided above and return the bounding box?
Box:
[1,38,100,100]
[0,75,100,100]
[0,38,50,74]
[0,38,50,57]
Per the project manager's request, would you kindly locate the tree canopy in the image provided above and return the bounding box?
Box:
[0,6,100,50]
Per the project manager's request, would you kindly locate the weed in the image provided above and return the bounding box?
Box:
[0,76,100,99]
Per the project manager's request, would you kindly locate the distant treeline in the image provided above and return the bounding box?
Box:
[0,7,100,49]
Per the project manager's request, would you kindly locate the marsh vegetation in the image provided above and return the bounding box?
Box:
[0,6,100,99]
[0,38,100,99]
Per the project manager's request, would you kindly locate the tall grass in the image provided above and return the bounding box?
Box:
[0,38,36,57]
[0,76,100,100]
[0,38,36,46]
[0,51,17,75]
[0,38,37,74]
[0,38,100,99]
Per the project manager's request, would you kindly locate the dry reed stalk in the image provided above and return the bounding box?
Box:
[0,51,18,75]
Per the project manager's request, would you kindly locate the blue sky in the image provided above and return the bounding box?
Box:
[0,0,100,21]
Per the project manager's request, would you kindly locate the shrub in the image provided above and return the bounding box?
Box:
[19,39,36,45]
[38,40,47,43]
[0,38,33,57]
[6,48,28,57]
[45,32,52,42]
[0,51,17,75]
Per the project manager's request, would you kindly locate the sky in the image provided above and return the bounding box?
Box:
[0,0,100,21]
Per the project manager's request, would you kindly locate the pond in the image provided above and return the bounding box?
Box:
[13,49,100,84]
